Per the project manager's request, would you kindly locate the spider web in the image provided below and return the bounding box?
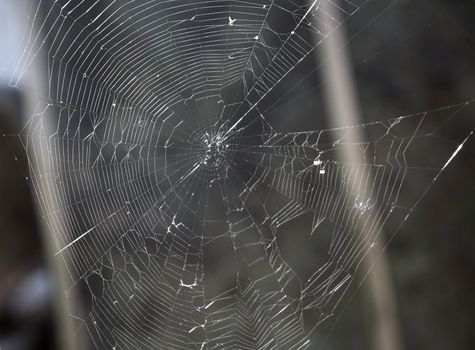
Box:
[3,0,474,349]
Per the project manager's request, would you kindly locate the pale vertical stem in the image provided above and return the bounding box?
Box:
[311,1,403,350]
[2,1,77,349]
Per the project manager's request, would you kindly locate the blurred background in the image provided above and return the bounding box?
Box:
[0,0,474,349]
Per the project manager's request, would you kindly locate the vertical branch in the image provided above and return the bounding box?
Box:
[1,1,77,349]
[312,1,403,349]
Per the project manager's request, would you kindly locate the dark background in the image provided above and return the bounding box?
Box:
[0,0,474,349]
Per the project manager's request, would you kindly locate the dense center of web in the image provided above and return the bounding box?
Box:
[203,132,226,164]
